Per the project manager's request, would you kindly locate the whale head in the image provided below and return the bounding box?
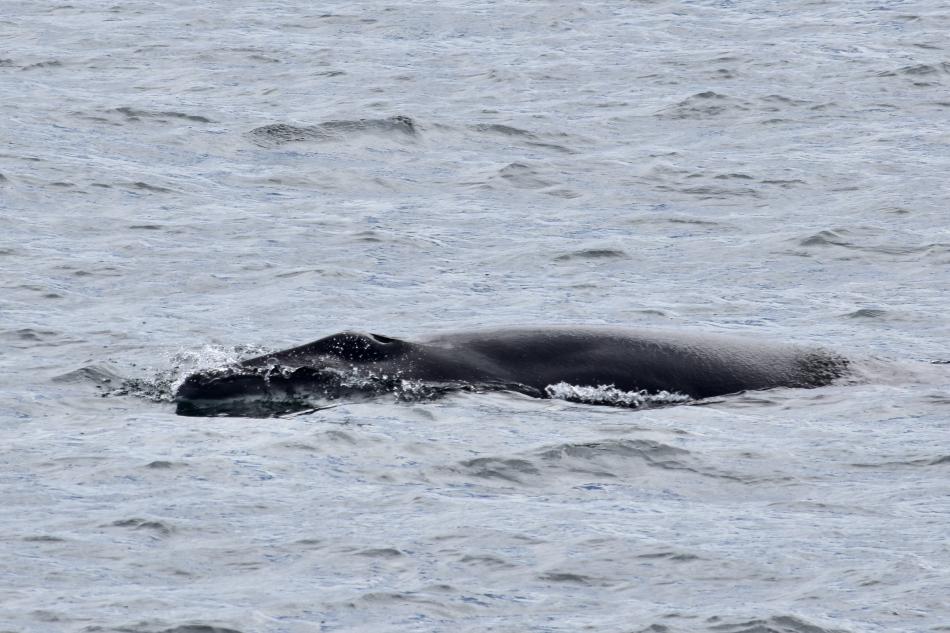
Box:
[174,332,412,417]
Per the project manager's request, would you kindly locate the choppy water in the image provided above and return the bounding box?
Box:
[2,1,949,631]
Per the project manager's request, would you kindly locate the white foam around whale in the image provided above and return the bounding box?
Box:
[545,382,693,408]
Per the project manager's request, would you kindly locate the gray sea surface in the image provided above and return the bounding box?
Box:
[2,1,949,632]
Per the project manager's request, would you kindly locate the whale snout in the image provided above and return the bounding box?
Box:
[173,365,348,417]
[176,371,269,401]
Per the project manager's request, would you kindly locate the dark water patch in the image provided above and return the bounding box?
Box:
[22,534,67,542]
[0,173,7,183]
[144,460,184,469]
[0,58,14,67]
[110,518,175,537]
[538,571,600,585]
[657,91,752,120]
[544,187,581,198]
[554,248,628,261]
[667,217,723,226]
[472,123,536,138]
[130,181,174,193]
[760,179,806,188]
[112,106,213,123]
[526,140,575,154]
[248,115,416,147]
[707,614,850,633]
[128,224,163,230]
[714,172,755,180]
[843,308,888,319]
[459,554,515,569]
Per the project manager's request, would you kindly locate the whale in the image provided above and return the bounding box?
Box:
[173,327,849,417]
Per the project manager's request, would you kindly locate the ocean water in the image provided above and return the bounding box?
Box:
[1,1,949,631]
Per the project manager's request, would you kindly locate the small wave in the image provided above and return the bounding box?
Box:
[471,123,537,137]
[110,518,175,537]
[538,439,690,466]
[454,457,541,483]
[52,364,122,386]
[794,228,950,260]
[877,61,950,80]
[852,455,949,468]
[544,382,692,408]
[112,106,213,123]
[553,248,628,262]
[707,614,852,633]
[248,115,416,147]
[656,91,752,120]
[21,60,62,71]
[100,625,246,633]
[495,161,554,189]
[536,439,779,484]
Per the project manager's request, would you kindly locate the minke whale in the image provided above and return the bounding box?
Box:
[174,327,849,417]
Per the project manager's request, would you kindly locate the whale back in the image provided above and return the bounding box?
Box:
[241,331,412,368]
[418,327,845,399]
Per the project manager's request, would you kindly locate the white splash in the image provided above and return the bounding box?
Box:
[544,382,693,408]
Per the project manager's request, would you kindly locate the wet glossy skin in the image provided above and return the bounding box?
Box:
[175,328,848,417]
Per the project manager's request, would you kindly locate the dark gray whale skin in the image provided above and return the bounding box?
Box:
[175,327,848,416]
